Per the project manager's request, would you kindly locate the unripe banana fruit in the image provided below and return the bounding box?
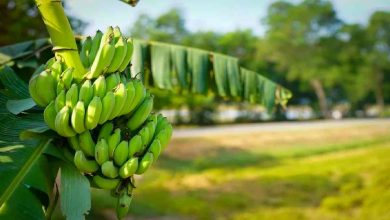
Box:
[136,152,154,175]
[93,175,120,190]
[44,101,57,130]
[127,95,153,130]
[119,157,138,178]
[114,140,129,166]
[29,26,174,212]
[95,138,109,165]
[102,161,119,178]
[74,150,99,173]
[85,96,103,130]
[98,122,114,141]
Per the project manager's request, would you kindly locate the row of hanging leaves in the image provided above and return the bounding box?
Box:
[131,40,291,111]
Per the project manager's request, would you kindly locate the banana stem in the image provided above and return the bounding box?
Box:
[35,0,85,81]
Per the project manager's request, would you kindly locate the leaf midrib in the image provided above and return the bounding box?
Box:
[0,138,52,207]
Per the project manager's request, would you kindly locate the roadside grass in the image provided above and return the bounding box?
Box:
[89,123,390,220]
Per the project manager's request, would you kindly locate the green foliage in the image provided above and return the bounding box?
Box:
[0,0,85,46]
[0,43,92,220]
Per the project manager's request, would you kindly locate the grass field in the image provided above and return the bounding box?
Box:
[89,120,390,220]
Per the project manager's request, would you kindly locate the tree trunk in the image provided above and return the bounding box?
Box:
[374,70,384,116]
[310,79,329,118]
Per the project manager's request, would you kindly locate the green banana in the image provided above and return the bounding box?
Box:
[54,90,65,112]
[107,36,127,73]
[114,140,129,166]
[117,38,134,72]
[88,33,115,78]
[138,126,149,152]
[68,136,81,151]
[128,135,142,157]
[56,80,65,95]
[28,74,46,107]
[98,91,115,124]
[55,106,76,137]
[108,128,121,158]
[78,80,94,107]
[65,84,78,109]
[49,59,62,80]
[101,161,119,178]
[60,67,74,89]
[156,125,173,150]
[44,57,56,69]
[93,175,120,190]
[71,101,86,133]
[113,26,122,42]
[106,72,121,92]
[145,120,156,145]
[148,139,161,159]
[127,95,153,130]
[74,150,99,173]
[95,138,109,165]
[80,36,92,68]
[97,122,114,141]
[36,70,57,105]
[85,96,103,130]
[108,83,127,120]
[88,30,103,64]
[135,152,154,174]
[79,130,95,157]
[43,101,57,130]
[92,75,107,98]
[100,26,114,47]
[119,157,138,178]
[155,116,169,134]
[116,192,132,219]
[125,80,146,115]
[118,81,136,115]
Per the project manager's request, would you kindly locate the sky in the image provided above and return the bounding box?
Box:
[66,0,390,36]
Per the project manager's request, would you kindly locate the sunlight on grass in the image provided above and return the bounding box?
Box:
[89,123,390,220]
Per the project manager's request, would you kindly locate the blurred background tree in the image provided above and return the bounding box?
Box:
[261,0,342,118]
[3,0,389,120]
[0,0,86,46]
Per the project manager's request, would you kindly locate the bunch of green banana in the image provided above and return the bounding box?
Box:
[28,26,172,219]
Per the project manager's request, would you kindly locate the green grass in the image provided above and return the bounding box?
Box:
[89,125,390,220]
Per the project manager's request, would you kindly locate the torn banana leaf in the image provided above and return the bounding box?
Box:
[130,40,148,80]
[226,57,241,98]
[150,43,172,90]
[187,49,209,94]
[213,53,228,97]
[171,45,187,90]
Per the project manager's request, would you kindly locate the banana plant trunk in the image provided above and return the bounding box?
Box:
[35,0,85,81]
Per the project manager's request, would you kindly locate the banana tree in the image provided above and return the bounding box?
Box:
[0,0,291,219]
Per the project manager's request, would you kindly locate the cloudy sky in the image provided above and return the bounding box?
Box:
[66,0,390,36]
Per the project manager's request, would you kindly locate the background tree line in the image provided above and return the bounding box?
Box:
[129,0,390,118]
[2,0,390,120]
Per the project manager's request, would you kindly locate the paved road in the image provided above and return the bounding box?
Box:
[172,118,390,138]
